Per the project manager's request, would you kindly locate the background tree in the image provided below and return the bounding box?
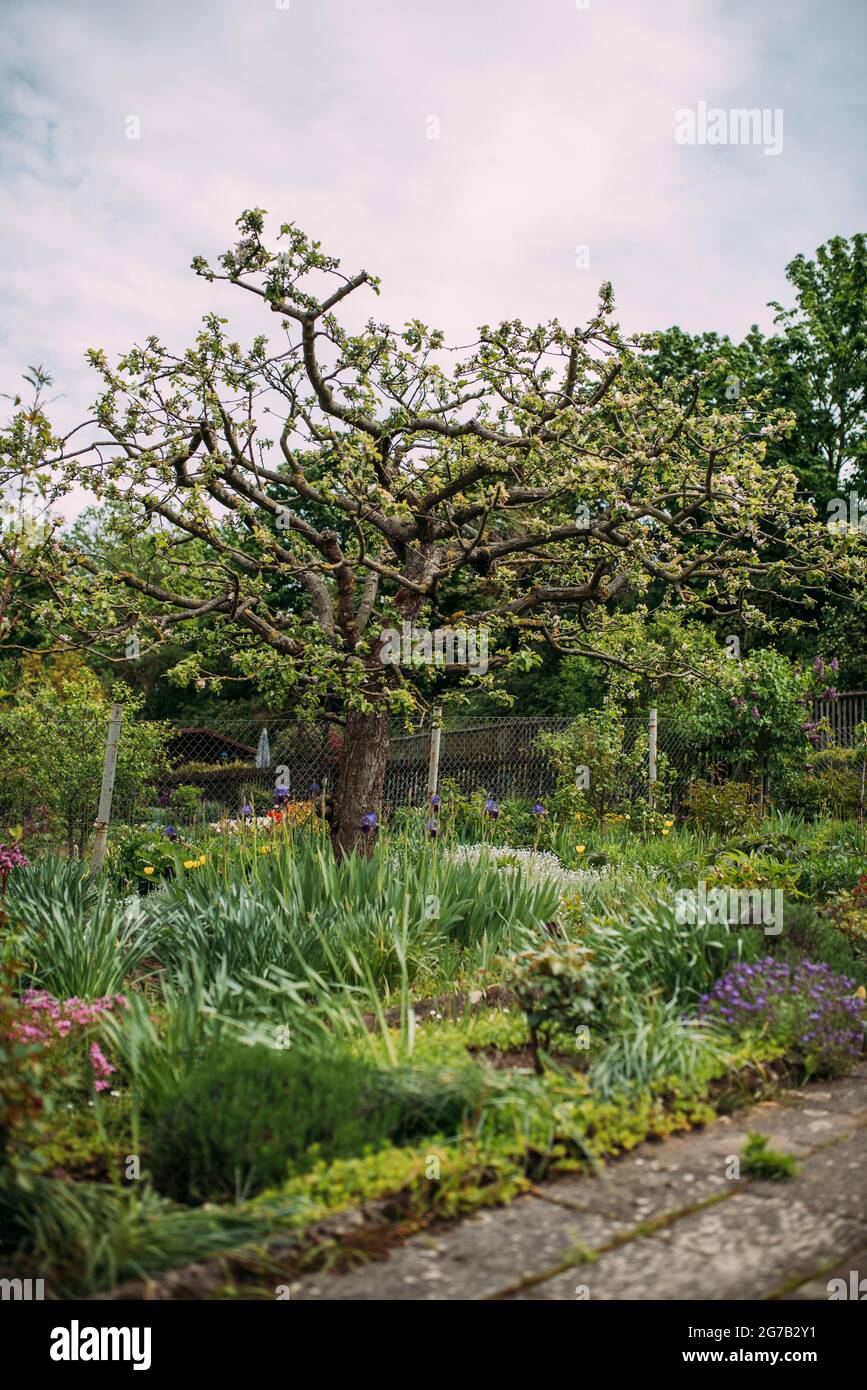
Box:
[4,210,860,854]
[0,368,62,684]
[0,664,171,856]
[648,234,867,512]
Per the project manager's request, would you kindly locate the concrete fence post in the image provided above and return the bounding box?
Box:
[427,702,443,803]
[91,702,124,871]
[648,706,658,809]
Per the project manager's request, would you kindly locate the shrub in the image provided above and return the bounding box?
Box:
[106,824,179,889]
[778,747,864,821]
[148,1042,486,1203]
[0,669,171,856]
[816,875,867,979]
[685,780,759,838]
[149,1043,394,1202]
[697,957,866,1078]
[536,705,668,827]
[676,647,832,780]
[171,784,205,823]
[501,943,604,1073]
[775,901,867,988]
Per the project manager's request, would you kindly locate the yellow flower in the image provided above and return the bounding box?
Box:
[661,828,671,836]
[198,854,207,866]
[183,859,197,869]
[576,845,586,854]
[143,866,155,876]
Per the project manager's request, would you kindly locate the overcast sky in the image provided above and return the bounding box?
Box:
[2,0,865,513]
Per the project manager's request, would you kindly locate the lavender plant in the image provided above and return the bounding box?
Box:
[697,957,866,1078]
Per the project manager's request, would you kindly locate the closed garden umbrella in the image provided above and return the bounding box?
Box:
[255,727,271,770]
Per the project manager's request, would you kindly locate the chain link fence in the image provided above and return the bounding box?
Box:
[97,709,706,830]
[4,695,862,855]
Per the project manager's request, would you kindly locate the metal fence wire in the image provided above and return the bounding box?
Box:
[110,710,705,823]
[4,694,863,849]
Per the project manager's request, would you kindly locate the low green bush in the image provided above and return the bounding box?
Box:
[778,747,866,821]
[149,1044,395,1202]
[685,780,760,838]
[148,1041,486,1203]
[171,784,205,823]
[107,824,179,889]
[500,943,604,1073]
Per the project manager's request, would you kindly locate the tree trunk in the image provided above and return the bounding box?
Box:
[331,707,390,858]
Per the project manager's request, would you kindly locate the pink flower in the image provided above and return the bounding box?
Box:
[89,1042,115,1079]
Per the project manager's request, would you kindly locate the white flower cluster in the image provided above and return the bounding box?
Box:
[208,816,276,833]
[445,843,606,896]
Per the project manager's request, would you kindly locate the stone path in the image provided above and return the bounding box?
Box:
[291,1065,867,1300]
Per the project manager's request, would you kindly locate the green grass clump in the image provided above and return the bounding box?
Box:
[148,1040,487,1203]
[740,1132,798,1181]
[148,1043,396,1203]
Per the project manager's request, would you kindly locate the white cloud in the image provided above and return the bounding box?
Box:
[0,0,864,517]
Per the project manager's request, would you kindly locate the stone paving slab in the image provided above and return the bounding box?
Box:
[290,1196,621,1301]
[782,1247,867,1301]
[513,1190,863,1300]
[539,1119,750,1223]
[290,1067,867,1302]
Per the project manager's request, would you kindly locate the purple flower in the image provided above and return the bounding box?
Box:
[164,824,178,841]
[532,802,547,816]
[430,795,441,812]
[813,656,825,675]
[830,657,839,673]
[751,705,760,719]
[360,811,379,834]
[698,958,865,1075]
[821,686,838,701]
[274,784,290,803]
[310,782,321,796]
[426,818,438,839]
[484,798,499,819]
